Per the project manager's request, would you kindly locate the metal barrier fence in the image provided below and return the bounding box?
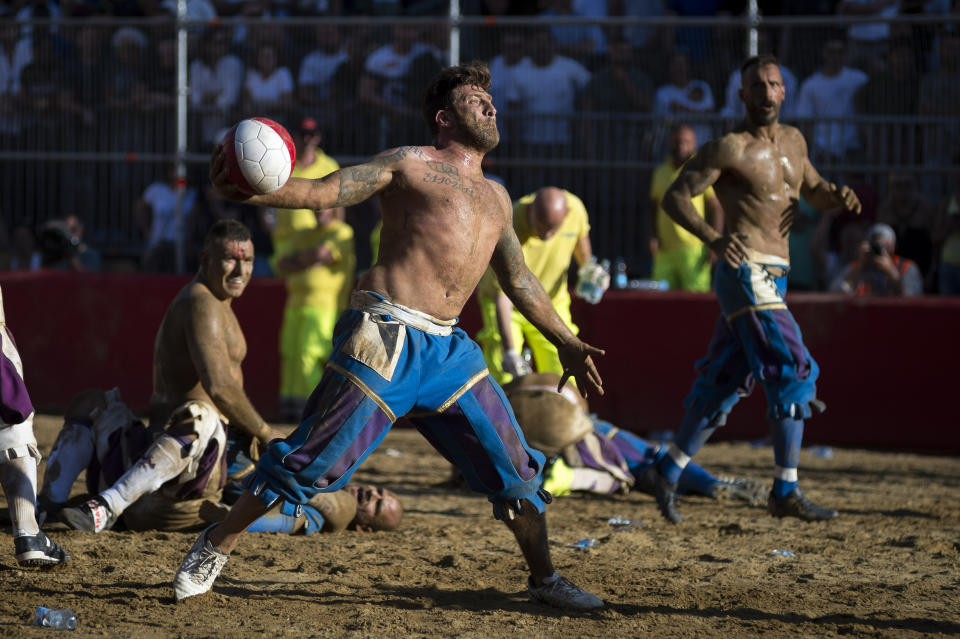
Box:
[0,13,957,274]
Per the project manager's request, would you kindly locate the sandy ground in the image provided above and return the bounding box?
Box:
[1,415,959,638]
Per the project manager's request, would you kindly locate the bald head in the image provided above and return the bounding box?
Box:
[529,187,568,240]
[347,484,403,532]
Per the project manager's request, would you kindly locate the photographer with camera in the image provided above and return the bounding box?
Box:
[830,223,923,296]
[38,215,100,271]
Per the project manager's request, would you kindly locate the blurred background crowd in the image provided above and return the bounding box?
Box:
[1,0,959,296]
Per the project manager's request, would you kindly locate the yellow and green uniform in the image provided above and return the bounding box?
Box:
[272,219,356,402]
[476,190,589,384]
[270,150,349,404]
[649,157,716,292]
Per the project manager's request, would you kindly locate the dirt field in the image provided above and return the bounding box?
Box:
[2,415,959,638]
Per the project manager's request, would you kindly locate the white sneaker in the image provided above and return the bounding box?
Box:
[173,525,229,601]
[527,574,604,612]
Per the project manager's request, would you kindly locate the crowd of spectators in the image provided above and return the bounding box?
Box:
[0,0,958,295]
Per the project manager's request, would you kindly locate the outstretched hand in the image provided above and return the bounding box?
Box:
[709,233,749,268]
[209,143,252,202]
[557,340,605,398]
[826,182,862,215]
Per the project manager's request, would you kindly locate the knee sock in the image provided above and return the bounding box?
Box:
[0,456,40,537]
[99,435,191,516]
[659,411,718,484]
[247,512,304,534]
[771,417,804,498]
[41,422,96,504]
[677,461,718,497]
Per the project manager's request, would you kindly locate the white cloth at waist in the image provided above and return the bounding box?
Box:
[350,290,457,336]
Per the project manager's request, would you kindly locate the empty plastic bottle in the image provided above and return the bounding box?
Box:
[628,278,669,291]
[34,606,77,630]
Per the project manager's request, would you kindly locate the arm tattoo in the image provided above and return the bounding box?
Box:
[493,229,539,308]
[336,164,384,205]
[334,146,419,206]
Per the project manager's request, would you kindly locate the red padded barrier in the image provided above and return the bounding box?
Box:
[3,271,958,452]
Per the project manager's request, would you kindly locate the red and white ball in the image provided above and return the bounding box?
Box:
[222,117,296,195]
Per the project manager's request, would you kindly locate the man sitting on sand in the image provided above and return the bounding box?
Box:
[38,221,284,532]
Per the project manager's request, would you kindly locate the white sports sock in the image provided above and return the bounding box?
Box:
[42,422,96,504]
[0,456,40,537]
[99,435,191,517]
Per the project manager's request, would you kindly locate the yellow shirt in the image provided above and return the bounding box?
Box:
[477,190,590,308]
[649,158,716,251]
[271,151,340,247]
[274,219,356,310]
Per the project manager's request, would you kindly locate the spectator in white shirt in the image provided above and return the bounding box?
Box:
[190,27,243,145]
[796,38,869,164]
[836,0,900,74]
[243,42,294,118]
[653,49,715,146]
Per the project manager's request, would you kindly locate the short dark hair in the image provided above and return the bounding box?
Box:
[740,54,780,77]
[421,61,491,136]
[203,219,251,254]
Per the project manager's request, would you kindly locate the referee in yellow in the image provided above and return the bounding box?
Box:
[648,123,723,292]
[476,186,603,385]
[271,118,355,421]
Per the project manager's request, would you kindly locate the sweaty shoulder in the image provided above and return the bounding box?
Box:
[171,281,221,325]
[488,179,514,227]
[698,131,747,169]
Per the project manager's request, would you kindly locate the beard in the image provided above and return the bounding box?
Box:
[453,111,500,152]
[747,102,780,126]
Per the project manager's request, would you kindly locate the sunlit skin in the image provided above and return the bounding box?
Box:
[151,235,280,447]
[209,84,602,396]
[204,67,605,590]
[662,60,861,266]
[206,239,254,300]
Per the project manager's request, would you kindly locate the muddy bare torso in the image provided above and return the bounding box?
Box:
[359,146,509,320]
[713,124,808,260]
[149,281,246,428]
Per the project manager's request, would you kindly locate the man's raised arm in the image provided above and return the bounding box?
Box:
[489,208,604,396]
[184,296,276,447]
[209,145,420,210]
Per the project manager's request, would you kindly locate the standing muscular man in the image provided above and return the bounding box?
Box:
[643,55,861,523]
[172,62,605,612]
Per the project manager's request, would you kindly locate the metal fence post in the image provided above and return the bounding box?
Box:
[174,0,189,274]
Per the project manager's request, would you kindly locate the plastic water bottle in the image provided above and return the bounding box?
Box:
[628,278,669,291]
[613,257,628,289]
[574,257,599,303]
[34,606,77,630]
[572,537,598,549]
